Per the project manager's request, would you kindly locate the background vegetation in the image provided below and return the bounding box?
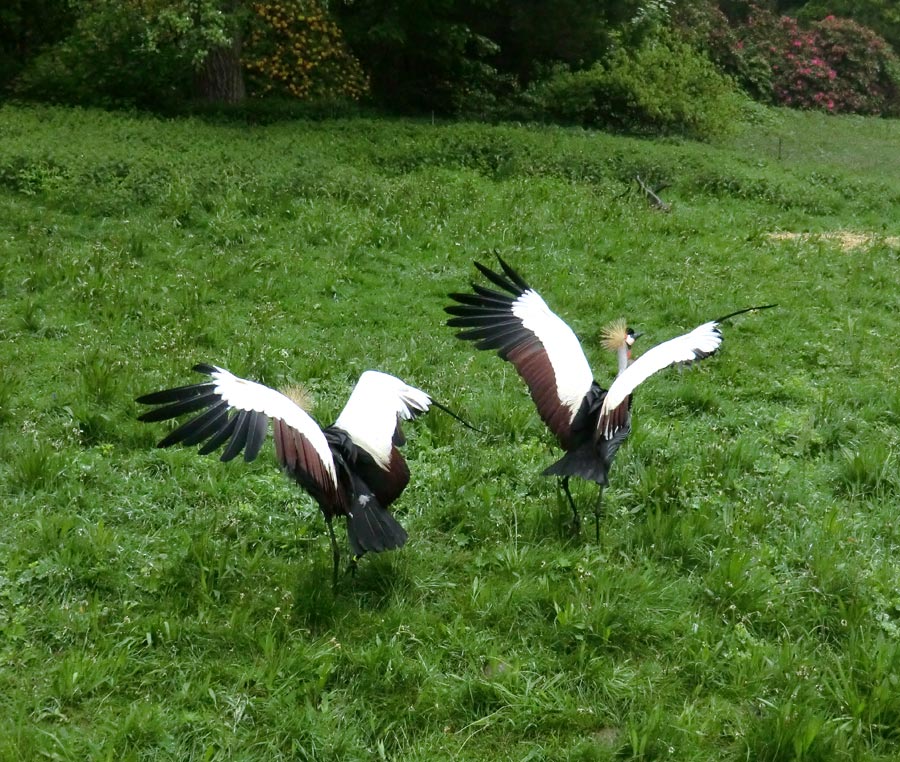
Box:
[3,1,900,132]
[1,102,899,760]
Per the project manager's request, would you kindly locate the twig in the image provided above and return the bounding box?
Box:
[635,174,671,212]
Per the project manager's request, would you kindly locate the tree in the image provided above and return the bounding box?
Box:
[0,0,74,90]
[14,0,249,106]
[332,0,504,113]
[138,0,248,103]
[333,0,650,114]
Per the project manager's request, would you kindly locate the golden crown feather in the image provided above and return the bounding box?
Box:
[600,318,629,352]
[281,383,313,412]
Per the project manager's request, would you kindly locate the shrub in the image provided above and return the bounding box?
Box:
[812,15,900,116]
[798,0,900,56]
[333,0,503,114]
[0,0,76,91]
[692,4,900,116]
[243,0,369,102]
[13,1,190,108]
[675,2,782,103]
[521,63,611,126]
[524,32,742,140]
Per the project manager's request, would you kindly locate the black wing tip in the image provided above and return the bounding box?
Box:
[470,256,533,297]
[428,397,486,434]
[135,364,220,406]
[471,259,524,297]
[714,304,777,323]
[473,259,499,279]
[494,255,531,291]
[135,383,213,406]
[444,298,470,314]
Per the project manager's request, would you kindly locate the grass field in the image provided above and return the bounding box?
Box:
[1,102,899,761]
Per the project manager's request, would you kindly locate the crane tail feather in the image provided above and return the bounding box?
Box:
[345,481,408,556]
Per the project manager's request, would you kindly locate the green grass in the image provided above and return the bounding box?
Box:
[1,102,900,760]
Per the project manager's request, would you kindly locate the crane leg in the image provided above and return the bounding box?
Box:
[593,486,605,544]
[561,476,581,535]
[325,516,340,591]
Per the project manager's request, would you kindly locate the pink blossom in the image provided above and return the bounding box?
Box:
[828,69,836,80]
[827,99,834,109]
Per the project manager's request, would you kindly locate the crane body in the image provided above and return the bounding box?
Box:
[446,257,773,538]
[137,364,430,586]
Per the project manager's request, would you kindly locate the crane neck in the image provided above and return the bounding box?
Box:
[616,344,631,376]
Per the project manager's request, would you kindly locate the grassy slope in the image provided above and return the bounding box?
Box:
[0,103,899,761]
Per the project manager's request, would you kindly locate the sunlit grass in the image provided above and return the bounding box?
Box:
[1,102,899,760]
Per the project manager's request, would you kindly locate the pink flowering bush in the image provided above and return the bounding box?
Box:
[812,15,900,114]
[681,3,900,116]
[765,13,840,111]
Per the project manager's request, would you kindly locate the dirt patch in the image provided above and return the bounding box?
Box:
[767,231,899,251]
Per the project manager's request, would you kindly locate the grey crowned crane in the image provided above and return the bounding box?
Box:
[445,257,773,539]
[136,364,432,587]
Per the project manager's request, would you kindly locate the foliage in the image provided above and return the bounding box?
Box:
[811,14,900,115]
[523,32,743,139]
[333,0,658,116]
[13,0,192,108]
[481,0,646,83]
[243,0,369,101]
[798,0,900,56]
[1,102,900,759]
[674,1,776,100]
[683,3,900,115]
[11,0,244,107]
[0,0,74,89]
[332,0,507,114]
[136,0,239,70]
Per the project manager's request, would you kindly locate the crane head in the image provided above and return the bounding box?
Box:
[600,319,639,352]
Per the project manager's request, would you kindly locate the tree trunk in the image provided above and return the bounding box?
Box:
[195,35,246,104]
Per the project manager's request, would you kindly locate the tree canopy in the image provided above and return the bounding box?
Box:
[3,1,899,129]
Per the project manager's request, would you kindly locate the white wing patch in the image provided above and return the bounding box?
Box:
[210,366,337,483]
[599,322,723,438]
[512,290,594,420]
[334,370,431,468]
